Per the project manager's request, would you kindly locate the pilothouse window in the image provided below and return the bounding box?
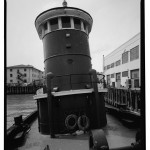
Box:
[61,17,71,28]
[83,22,86,31]
[50,18,58,31]
[44,22,47,30]
[74,18,81,30]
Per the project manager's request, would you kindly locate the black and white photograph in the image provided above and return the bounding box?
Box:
[5,0,145,150]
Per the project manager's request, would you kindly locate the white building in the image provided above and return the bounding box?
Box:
[103,33,140,88]
[7,65,44,86]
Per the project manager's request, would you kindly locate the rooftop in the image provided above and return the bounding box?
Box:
[7,65,43,72]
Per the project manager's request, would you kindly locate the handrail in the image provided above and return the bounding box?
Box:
[51,73,105,90]
[105,88,141,114]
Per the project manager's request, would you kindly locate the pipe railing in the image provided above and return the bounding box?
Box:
[104,88,141,113]
[6,86,43,94]
[50,73,105,91]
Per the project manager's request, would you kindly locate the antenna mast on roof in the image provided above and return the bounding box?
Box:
[62,0,67,7]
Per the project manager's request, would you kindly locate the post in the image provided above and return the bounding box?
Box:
[135,90,138,112]
[46,72,55,138]
[116,89,118,106]
[103,55,105,73]
[89,69,101,127]
[125,90,128,106]
[129,89,132,110]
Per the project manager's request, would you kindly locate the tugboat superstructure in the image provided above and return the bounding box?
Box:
[6,1,142,150]
[34,0,107,136]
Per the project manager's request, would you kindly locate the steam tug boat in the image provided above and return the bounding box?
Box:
[6,1,141,150]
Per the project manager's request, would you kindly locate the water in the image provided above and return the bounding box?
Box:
[7,94,37,129]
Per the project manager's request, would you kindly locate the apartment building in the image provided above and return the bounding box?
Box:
[7,65,44,86]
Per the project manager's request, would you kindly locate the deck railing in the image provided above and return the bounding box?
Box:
[104,88,141,113]
[6,86,43,94]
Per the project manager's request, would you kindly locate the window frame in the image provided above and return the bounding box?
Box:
[111,63,114,68]
[122,51,128,64]
[131,69,139,79]
[44,22,48,30]
[130,45,139,61]
[50,18,59,31]
[111,74,114,78]
[73,18,81,30]
[116,60,121,66]
[61,16,71,28]
[122,71,128,77]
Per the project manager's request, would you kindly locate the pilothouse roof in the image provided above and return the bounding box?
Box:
[35,1,93,38]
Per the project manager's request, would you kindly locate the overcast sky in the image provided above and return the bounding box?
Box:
[7,0,140,72]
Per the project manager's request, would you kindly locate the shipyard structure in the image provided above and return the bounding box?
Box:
[103,33,140,89]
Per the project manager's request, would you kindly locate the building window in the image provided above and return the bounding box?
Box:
[131,69,139,79]
[115,60,121,66]
[122,71,128,77]
[24,79,27,83]
[122,51,128,64]
[107,65,111,70]
[74,18,81,30]
[50,18,58,31]
[107,75,110,85]
[10,69,12,72]
[24,68,26,71]
[116,73,121,82]
[10,80,13,82]
[104,66,107,71]
[111,63,114,68]
[131,69,139,88]
[24,73,26,77]
[130,45,139,61]
[111,74,114,78]
[61,17,71,28]
[10,74,13,77]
